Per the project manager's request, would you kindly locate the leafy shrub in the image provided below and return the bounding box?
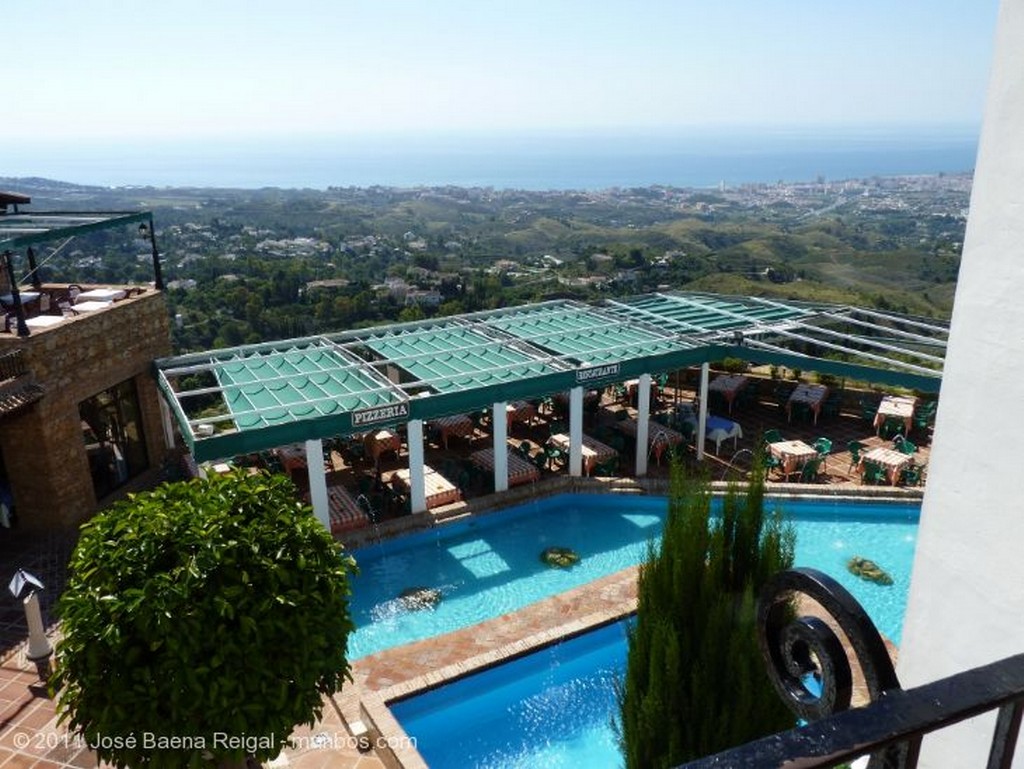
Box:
[53,471,357,769]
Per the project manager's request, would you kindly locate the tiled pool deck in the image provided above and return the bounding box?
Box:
[0,479,914,769]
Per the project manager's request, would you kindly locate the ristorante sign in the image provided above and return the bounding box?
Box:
[351,402,410,427]
[575,363,620,385]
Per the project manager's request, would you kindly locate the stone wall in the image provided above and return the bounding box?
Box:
[0,290,172,530]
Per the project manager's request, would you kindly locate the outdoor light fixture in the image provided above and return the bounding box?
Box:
[8,569,53,680]
[138,222,149,238]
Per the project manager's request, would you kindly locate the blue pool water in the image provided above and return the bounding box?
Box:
[348,494,919,659]
[391,619,631,769]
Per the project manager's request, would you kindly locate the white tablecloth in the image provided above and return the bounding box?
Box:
[73,300,113,312]
[75,288,127,303]
[704,416,743,454]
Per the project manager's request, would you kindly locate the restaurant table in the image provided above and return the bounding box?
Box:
[860,446,913,485]
[705,415,744,455]
[75,287,127,303]
[616,418,685,464]
[429,414,475,448]
[787,384,829,425]
[769,439,819,480]
[874,395,918,435]
[393,465,463,509]
[549,432,618,476]
[363,428,401,463]
[506,400,538,431]
[470,447,540,487]
[326,485,371,534]
[709,374,749,414]
[303,485,371,535]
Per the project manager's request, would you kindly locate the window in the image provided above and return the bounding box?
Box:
[79,379,148,500]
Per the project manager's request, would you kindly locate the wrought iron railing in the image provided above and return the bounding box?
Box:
[0,348,28,381]
[680,568,1024,769]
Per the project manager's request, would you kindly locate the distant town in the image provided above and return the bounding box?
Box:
[3,172,971,353]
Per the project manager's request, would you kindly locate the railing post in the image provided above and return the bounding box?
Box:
[3,251,30,337]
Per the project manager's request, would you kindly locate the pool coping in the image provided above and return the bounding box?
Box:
[347,483,918,768]
[340,475,923,551]
[360,572,637,769]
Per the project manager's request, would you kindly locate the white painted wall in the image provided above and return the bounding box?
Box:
[897,1,1022,764]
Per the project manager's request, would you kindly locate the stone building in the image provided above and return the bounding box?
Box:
[0,194,172,531]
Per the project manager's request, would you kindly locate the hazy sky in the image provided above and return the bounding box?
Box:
[6,0,1000,142]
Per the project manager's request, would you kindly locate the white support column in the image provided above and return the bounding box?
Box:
[696,363,710,461]
[305,438,330,531]
[159,398,176,450]
[407,419,427,514]
[568,386,584,476]
[635,373,651,477]
[492,401,509,492]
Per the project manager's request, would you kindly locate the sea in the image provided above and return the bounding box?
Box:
[6,125,979,191]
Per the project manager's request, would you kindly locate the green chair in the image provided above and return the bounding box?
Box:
[517,440,533,458]
[812,437,832,469]
[763,428,784,446]
[764,453,783,480]
[678,420,695,442]
[544,444,565,470]
[880,416,904,440]
[532,451,549,473]
[861,459,886,485]
[900,463,922,487]
[860,397,878,423]
[896,438,917,455]
[799,456,823,483]
[847,440,865,472]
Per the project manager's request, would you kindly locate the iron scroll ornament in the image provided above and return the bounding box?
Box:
[757,567,916,768]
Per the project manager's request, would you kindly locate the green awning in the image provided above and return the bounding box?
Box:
[155,292,948,461]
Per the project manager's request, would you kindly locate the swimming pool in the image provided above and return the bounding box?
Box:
[391,619,630,769]
[348,493,919,659]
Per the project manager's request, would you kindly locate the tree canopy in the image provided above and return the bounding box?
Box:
[53,471,357,769]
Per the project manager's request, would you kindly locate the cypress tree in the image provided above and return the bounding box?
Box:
[618,451,796,767]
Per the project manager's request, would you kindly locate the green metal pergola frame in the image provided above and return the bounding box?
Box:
[155,292,948,462]
[0,207,164,336]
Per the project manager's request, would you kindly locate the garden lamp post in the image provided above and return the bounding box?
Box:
[8,569,53,680]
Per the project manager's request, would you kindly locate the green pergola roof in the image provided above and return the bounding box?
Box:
[486,303,691,364]
[360,322,561,393]
[213,340,405,430]
[606,292,813,334]
[155,292,949,461]
[0,210,154,250]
